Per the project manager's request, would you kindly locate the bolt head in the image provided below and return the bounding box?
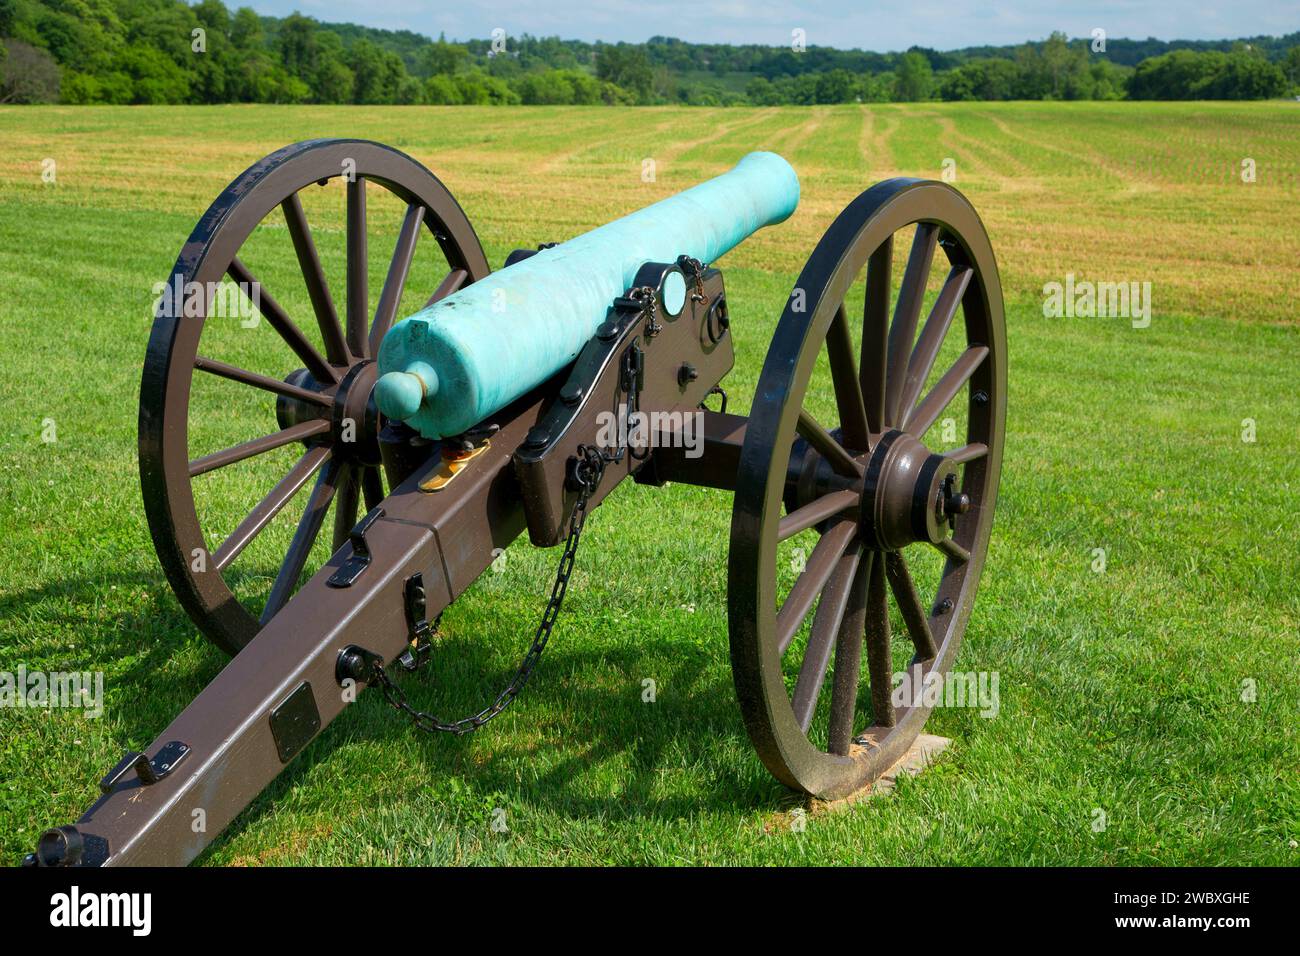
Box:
[945,491,971,516]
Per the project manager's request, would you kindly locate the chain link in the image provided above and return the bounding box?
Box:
[677,255,707,302]
[630,285,661,337]
[368,446,606,736]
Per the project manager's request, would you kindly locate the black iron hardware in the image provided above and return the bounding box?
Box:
[705,294,730,344]
[620,340,645,395]
[99,740,190,794]
[268,682,321,763]
[327,507,385,587]
[397,572,437,672]
[941,473,971,530]
[336,645,383,685]
[677,254,708,302]
[362,446,605,737]
[701,384,728,414]
[503,243,556,268]
[34,826,83,867]
[21,825,110,868]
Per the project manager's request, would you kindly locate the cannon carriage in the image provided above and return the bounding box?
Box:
[28,138,1004,867]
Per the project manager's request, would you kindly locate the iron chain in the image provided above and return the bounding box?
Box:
[630,285,661,337]
[368,446,606,736]
[677,255,707,302]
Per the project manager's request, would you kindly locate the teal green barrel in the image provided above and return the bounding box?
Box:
[375,151,799,439]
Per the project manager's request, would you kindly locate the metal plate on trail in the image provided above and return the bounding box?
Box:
[269,681,321,764]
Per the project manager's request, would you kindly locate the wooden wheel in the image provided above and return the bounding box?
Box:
[729,178,1005,799]
[141,139,489,655]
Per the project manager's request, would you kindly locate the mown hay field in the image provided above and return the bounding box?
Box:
[0,102,1297,865]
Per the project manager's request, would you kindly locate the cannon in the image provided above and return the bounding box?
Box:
[27,138,1004,866]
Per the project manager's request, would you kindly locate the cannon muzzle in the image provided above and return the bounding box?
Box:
[375,151,799,438]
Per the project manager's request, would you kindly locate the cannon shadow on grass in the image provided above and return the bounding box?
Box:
[0,570,227,737]
[0,567,787,863]
[200,632,785,863]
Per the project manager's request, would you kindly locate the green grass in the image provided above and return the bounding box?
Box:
[0,103,1297,865]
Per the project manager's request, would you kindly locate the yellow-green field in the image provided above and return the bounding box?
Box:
[0,103,1297,865]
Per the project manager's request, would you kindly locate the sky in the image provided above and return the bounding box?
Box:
[239,1,1295,51]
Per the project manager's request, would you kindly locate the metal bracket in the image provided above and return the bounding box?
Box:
[99,740,190,795]
[620,340,645,395]
[328,506,385,587]
[268,681,321,764]
[397,572,434,671]
[336,646,383,686]
[23,825,110,867]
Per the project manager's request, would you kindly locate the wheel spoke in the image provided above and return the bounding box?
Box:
[188,420,330,477]
[194,355,332,407]
[827,548,871,754]
[346,176,368,357]
[861,237,892,434]
[261,458,341,624]
[332,463,360,552]
[369,204,425,356]
[796,409,863,479]
[904,345,989,436]
[212,446,330,572]
[885,551,938,661]
[826,305,869,451]
[864,551,896,728]
[425,268,468,308]
[282,193,349,366]
[361,466,385,512]
[884,223,939,426]
[777,519,857,655]
[791,543,863,732]
[228,257,338,384]
[947,441,988,464]
[778,489,860,541]
[898,266,973,417]
[934,537,970,564]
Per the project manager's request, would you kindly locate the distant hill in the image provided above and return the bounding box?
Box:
[1,1,1296,105]
[277,20,1300,76]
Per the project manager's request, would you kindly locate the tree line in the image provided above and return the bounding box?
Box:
[2,0,1297,106]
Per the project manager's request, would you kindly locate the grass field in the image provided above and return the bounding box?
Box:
[1,102,1297,865]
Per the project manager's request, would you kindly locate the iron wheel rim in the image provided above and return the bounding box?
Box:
[141,139,489,655]
[729,178,1006,799]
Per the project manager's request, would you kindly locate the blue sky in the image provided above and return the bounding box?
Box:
[240,1,1294,50]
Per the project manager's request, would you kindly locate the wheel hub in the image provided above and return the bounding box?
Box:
[860,429,968,550]
[275,363,382,467]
